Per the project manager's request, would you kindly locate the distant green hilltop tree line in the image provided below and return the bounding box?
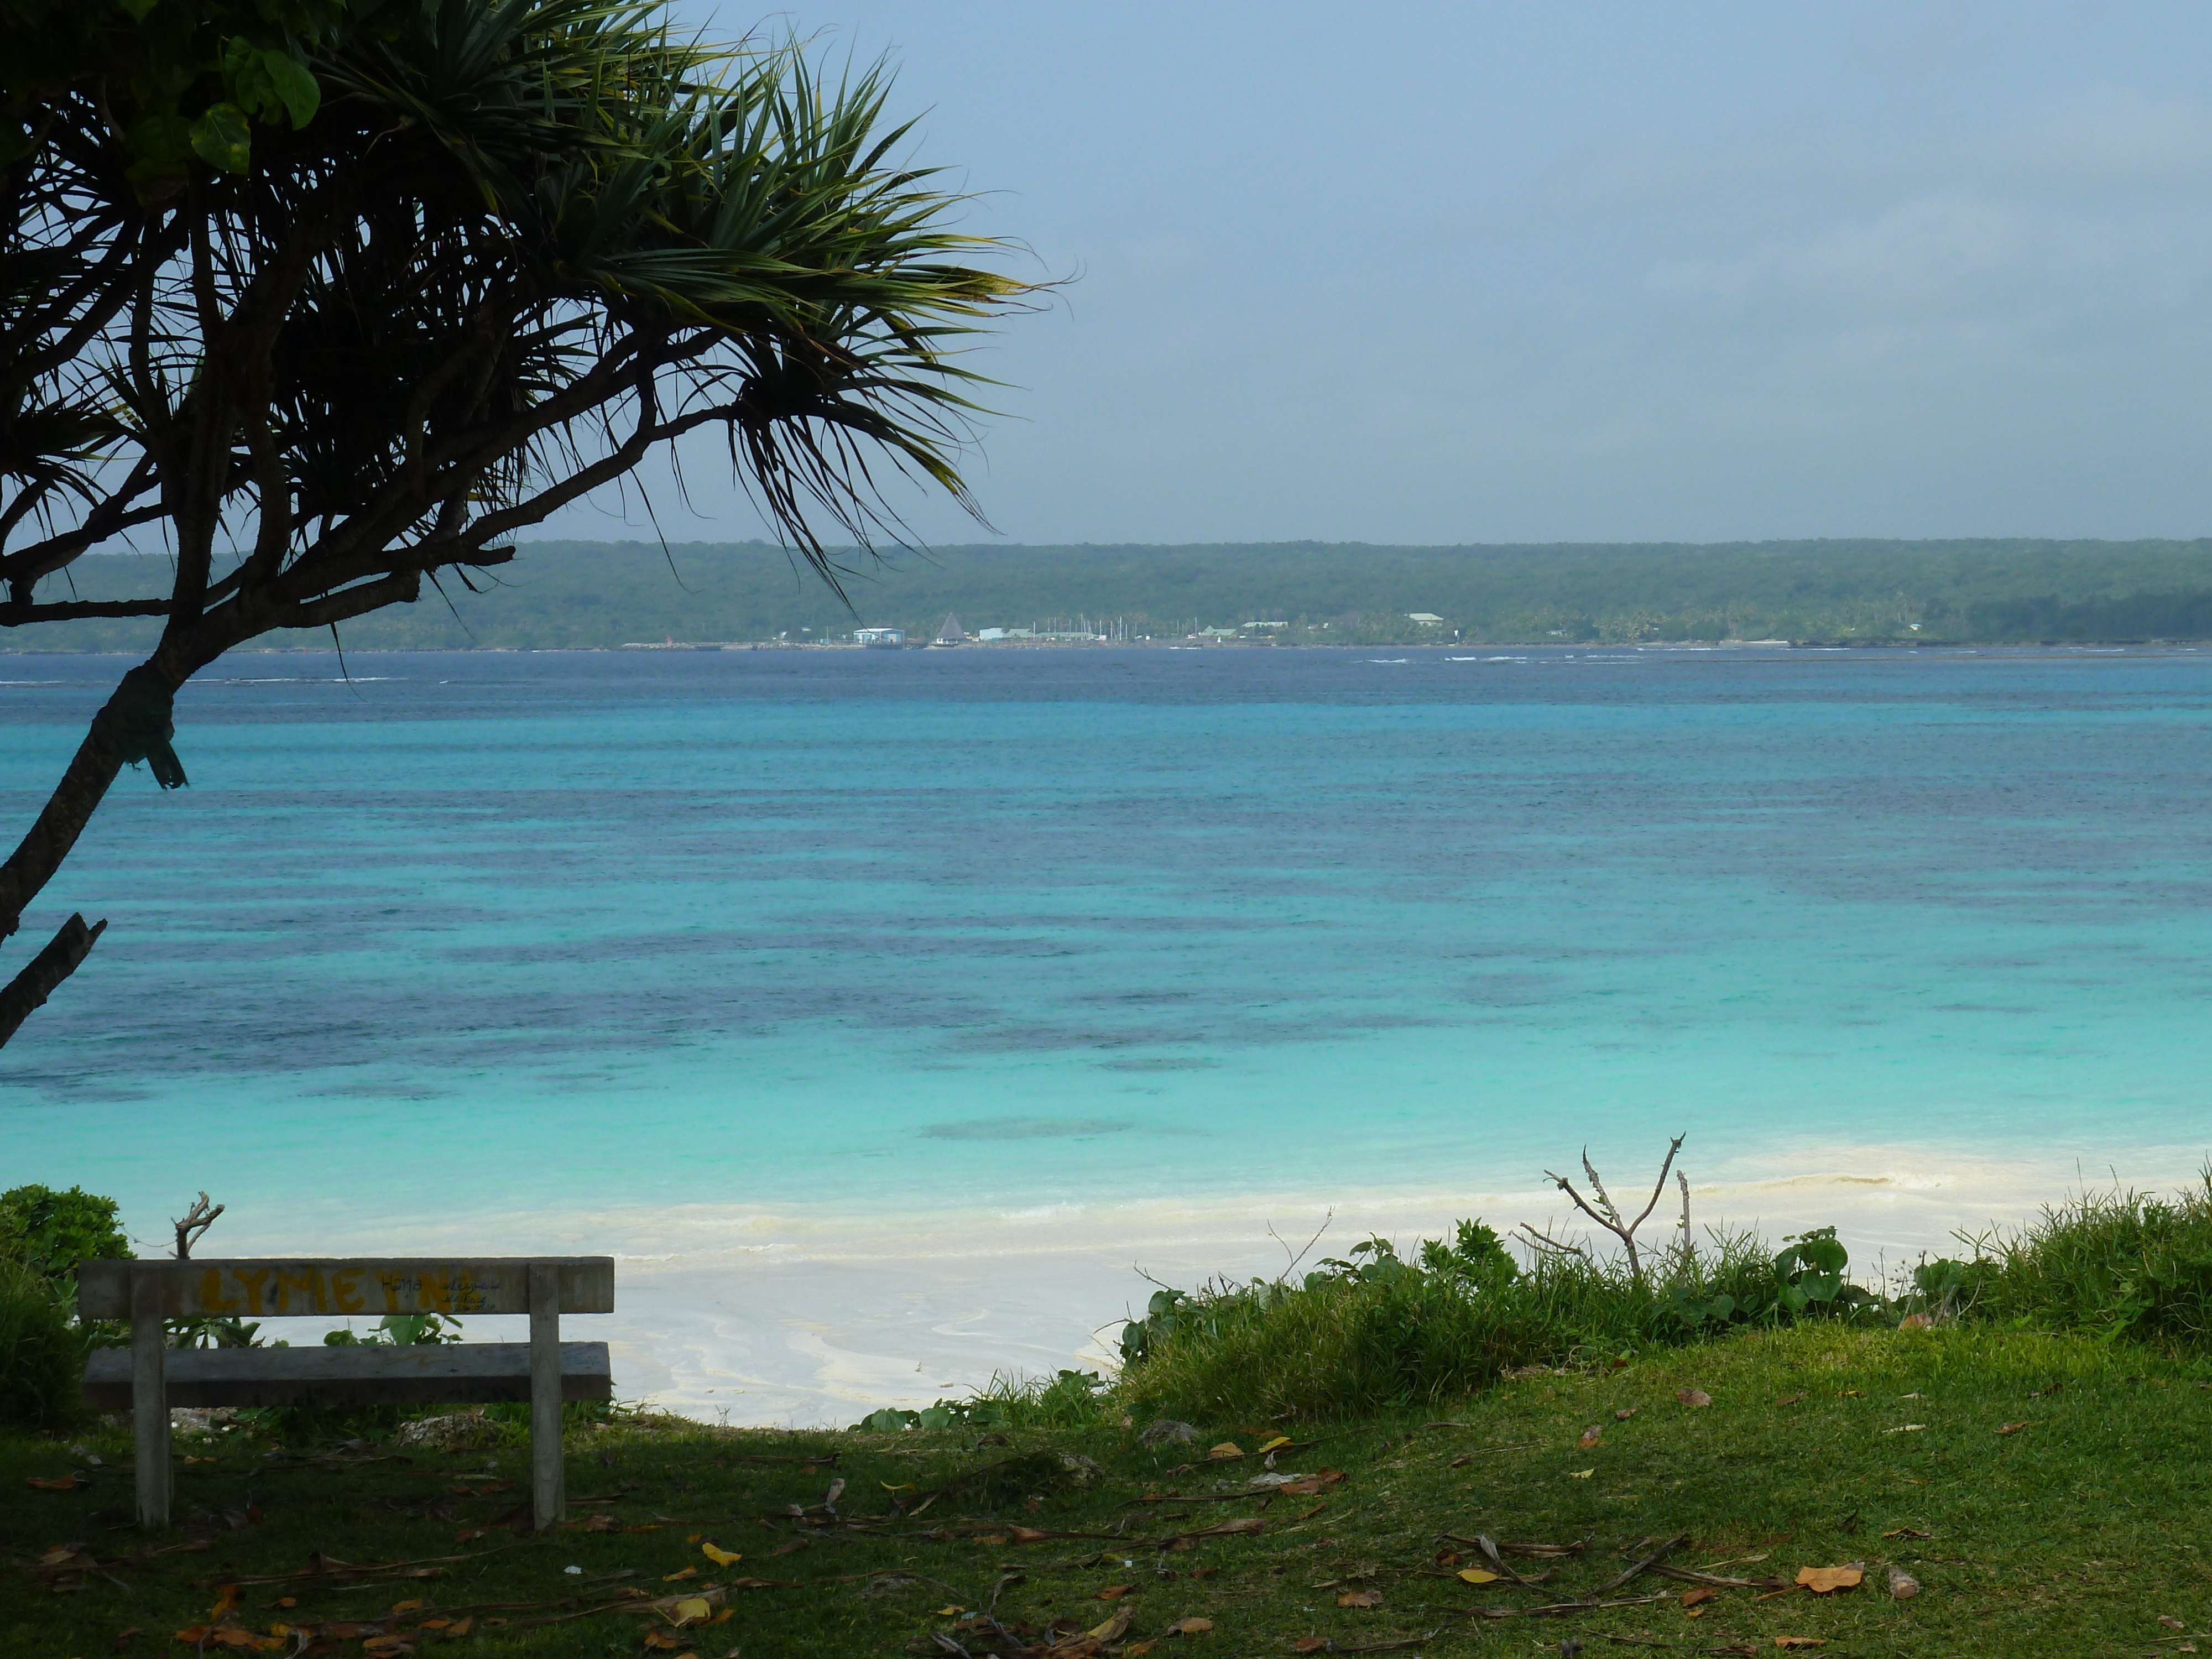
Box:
[13,537,2212,650]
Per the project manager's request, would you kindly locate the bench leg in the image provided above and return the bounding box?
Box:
[529,1262,564,1531]
[131,1273,169,1529]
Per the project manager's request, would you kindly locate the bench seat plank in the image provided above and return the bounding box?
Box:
[78,1258,614,1321]
[82,1342,611,1410]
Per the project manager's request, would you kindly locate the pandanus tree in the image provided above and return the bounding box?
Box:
[0,0,1032,1044]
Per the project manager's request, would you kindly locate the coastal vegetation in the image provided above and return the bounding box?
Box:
[0,0,1034,1044]
[6,1173,2211,1652]
[16,537,2212,653]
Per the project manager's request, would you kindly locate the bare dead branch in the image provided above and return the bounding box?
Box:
[1676,1171,1693,1270]
[1514,1222,1591,1261]
[1543,1136,1688,1282]
[173,1192,224,1259]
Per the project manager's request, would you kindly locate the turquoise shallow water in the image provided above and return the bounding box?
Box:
[4,644,2211,1246]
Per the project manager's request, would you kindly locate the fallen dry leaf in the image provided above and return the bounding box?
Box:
[1337,1589,1381,1608]
[1293,1642,1327,1655]
[1615,1407,1640,1421]
[1458,1568,1500,1585]
[1126,1645,1157,1657]
[1682,1587,1717,1607]
[1096,1585,1132,1600]
[389,1599,426,1614]
[1088,1610,1132,1641]
[642,1634,684,1652]
[1167,1616,1214,1635]
[2161,1615,2187,1631]
[1796,1565,1864,1594]
[1881,1527,1930,1540]
[27,1474,83,1491]
[665,1597,712,1627]
[1774,1640,1827,1650]
[218,1630,284,1653]
[452,1528,486,1545]
[1886,1567,1921,1600]
[1772,1392,1806,1407]
[1995,1421,2040,1437]
[701,1542,742,1567]
[1881,1424,1927,1434]
[661,1567,696,1582]
[1275,1469,1346,1497]
[1206,1442,1244,1461]
[1254,1436,1292,1454]
[1578,1426,1603,1448]
[361,1640,415,1659]
[1677,1387,1713,1408]
[1898,1312,1934,1331]
[1448,1451,1474,1468]
[1569,1468,1595,1479]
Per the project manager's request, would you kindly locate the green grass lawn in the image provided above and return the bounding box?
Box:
[6,1323,2209,1658]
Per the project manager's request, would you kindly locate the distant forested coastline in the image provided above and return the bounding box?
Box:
[13,537,2212,650]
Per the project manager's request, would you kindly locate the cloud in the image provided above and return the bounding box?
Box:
[1648,194,2032,319]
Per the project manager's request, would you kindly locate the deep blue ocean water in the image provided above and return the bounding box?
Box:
[5,644,2211,1251]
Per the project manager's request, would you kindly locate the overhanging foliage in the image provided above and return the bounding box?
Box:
[0,0,1035,1041]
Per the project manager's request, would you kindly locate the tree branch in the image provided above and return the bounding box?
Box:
[1542,1135,1688,1282]
[0,463,163,594]
[0,598,173,625]
[0,912,107,1045]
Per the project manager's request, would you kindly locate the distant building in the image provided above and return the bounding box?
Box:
[931,613,965,647]
[1241,620,1288,630]
[1195,627,1239,639]
[854,627,904,647]
[977,627,1007,641]
[1406,613,1444,625]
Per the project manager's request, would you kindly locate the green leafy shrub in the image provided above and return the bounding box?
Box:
[0,1184,132,1431]
[323,1313,464,1347]
[0,1254,88,1430]
[0,1184,133,1288]
[852,1369,1113,1433]
[1114,1218,1886,1422]
[1666,1227,1882,1330]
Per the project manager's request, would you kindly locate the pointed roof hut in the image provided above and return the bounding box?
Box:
[932,613,965,646]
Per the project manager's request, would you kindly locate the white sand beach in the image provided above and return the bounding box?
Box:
[250,1140,2210,1427]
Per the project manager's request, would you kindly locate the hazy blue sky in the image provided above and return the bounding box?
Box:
[549,2,2212,546]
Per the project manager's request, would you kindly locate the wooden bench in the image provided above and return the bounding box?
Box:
[77,1256,614,1531]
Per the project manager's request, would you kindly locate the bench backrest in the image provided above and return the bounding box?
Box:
[77,1257,615,1321]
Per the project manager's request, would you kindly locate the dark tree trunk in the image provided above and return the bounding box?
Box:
[0,658,189,1042]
